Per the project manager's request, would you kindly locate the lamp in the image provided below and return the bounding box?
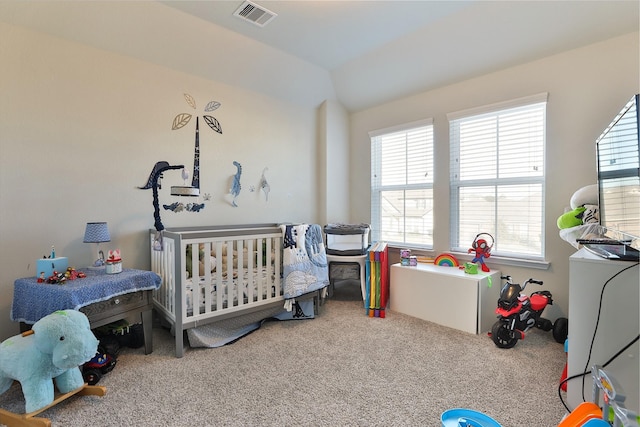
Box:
[83,222,110,269]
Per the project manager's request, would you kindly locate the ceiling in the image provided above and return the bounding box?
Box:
[2,1,639,112]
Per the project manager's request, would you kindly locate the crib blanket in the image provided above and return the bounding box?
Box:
[280,224,329,299]
[186,299,316,348]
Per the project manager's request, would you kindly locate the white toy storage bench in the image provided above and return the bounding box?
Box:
[390,263,500,334]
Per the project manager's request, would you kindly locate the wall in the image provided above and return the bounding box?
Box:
[318,100,350,226]
[0,23,323,339]
[349,32,639,319]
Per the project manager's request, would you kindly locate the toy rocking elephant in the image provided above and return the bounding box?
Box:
[0,310,99,413]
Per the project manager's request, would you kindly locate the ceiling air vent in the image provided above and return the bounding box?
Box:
[233,1,277,27]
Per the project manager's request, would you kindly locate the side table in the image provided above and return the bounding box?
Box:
[12,269,161,354]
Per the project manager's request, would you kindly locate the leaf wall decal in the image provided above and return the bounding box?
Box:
[203,115,222,134]
[172,113,192,130]
[205,101,221,112]
[184,93,196,109]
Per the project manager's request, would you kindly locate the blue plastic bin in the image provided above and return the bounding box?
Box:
[441,409,502,427]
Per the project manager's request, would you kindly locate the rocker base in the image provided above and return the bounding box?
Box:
[0,384,106,427]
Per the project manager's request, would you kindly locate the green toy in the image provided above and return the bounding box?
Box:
[0,310,98,413]
[463,262,478,274]
[557,206,587,229]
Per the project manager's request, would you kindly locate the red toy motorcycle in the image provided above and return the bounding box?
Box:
[490,275,568,348]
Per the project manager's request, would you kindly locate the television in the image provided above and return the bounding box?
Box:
[594,94,640,252]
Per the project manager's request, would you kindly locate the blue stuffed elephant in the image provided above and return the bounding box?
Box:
[0,310,98,413]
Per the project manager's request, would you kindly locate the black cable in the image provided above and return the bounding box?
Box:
[558,334,640,412]
[581,262,639,401]
[558,261,639,413]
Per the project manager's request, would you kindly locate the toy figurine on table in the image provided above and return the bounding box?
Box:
[468,233,494,272]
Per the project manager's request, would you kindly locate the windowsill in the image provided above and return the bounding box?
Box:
[450,252,551,271]
[388,245,550,270]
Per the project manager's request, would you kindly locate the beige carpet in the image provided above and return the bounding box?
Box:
[0,281,568,426]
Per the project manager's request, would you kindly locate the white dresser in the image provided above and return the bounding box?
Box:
[567,248,639,413]
[390,263,501,334]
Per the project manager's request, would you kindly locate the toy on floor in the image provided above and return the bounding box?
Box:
[558,365,639,427]
[489,275,568,348]
[468,233,493,272]
[442,366,639,427]
[82,349,116,385]
[0,310,99,413]
[441,408,502,426]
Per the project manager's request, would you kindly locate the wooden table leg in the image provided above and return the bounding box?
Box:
[142,308,153,354]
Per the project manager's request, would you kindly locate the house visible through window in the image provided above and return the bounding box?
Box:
[370,119,434,247]
[448,93,547,259]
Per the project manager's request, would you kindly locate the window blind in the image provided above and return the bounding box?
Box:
[370,119,434,247]
[449,94,547,258]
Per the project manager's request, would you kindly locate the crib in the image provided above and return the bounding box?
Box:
[150,224,322,357]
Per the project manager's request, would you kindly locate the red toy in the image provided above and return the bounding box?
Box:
[468,232,493,272]
[490,275,568,348]
[82,350,117,385]
[65,267,86,280]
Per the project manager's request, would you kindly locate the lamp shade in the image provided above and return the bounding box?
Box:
[83,222,111,243]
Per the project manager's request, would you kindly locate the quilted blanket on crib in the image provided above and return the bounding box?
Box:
[280,224,329,299]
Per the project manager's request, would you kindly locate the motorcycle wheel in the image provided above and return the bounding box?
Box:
[491,321,518,349]
[552,317,569,343]
[536,318,553,331]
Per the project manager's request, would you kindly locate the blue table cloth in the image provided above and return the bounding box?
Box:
[11,268,161,324]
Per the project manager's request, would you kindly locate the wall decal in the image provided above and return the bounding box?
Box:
[170,94,224,197]
[141,93,224,240]
[163,202,205,212]
[184,93,196,109]
[172,113,192,130]
[139,161,170,190]
[260,167,271,202]
[143,161,184,232]
[230,161,242,207]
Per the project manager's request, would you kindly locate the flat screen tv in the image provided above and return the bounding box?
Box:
[595,94,640,251]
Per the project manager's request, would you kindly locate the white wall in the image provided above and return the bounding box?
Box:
[318,100,350,226]
[0,23,322,339]
[349,32,640,319]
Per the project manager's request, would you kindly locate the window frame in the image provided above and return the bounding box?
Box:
[369,118,434,248]
[447,93,548,260]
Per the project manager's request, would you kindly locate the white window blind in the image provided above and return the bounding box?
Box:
[449,94,547,258]
[370,119,434,247]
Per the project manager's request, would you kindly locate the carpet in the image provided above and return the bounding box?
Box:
[0,280,569,426]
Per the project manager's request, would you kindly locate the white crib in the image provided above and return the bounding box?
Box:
[150,224,321,357]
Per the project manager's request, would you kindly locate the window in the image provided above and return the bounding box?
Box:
[370,119,434,247]
[448,94,547,259]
